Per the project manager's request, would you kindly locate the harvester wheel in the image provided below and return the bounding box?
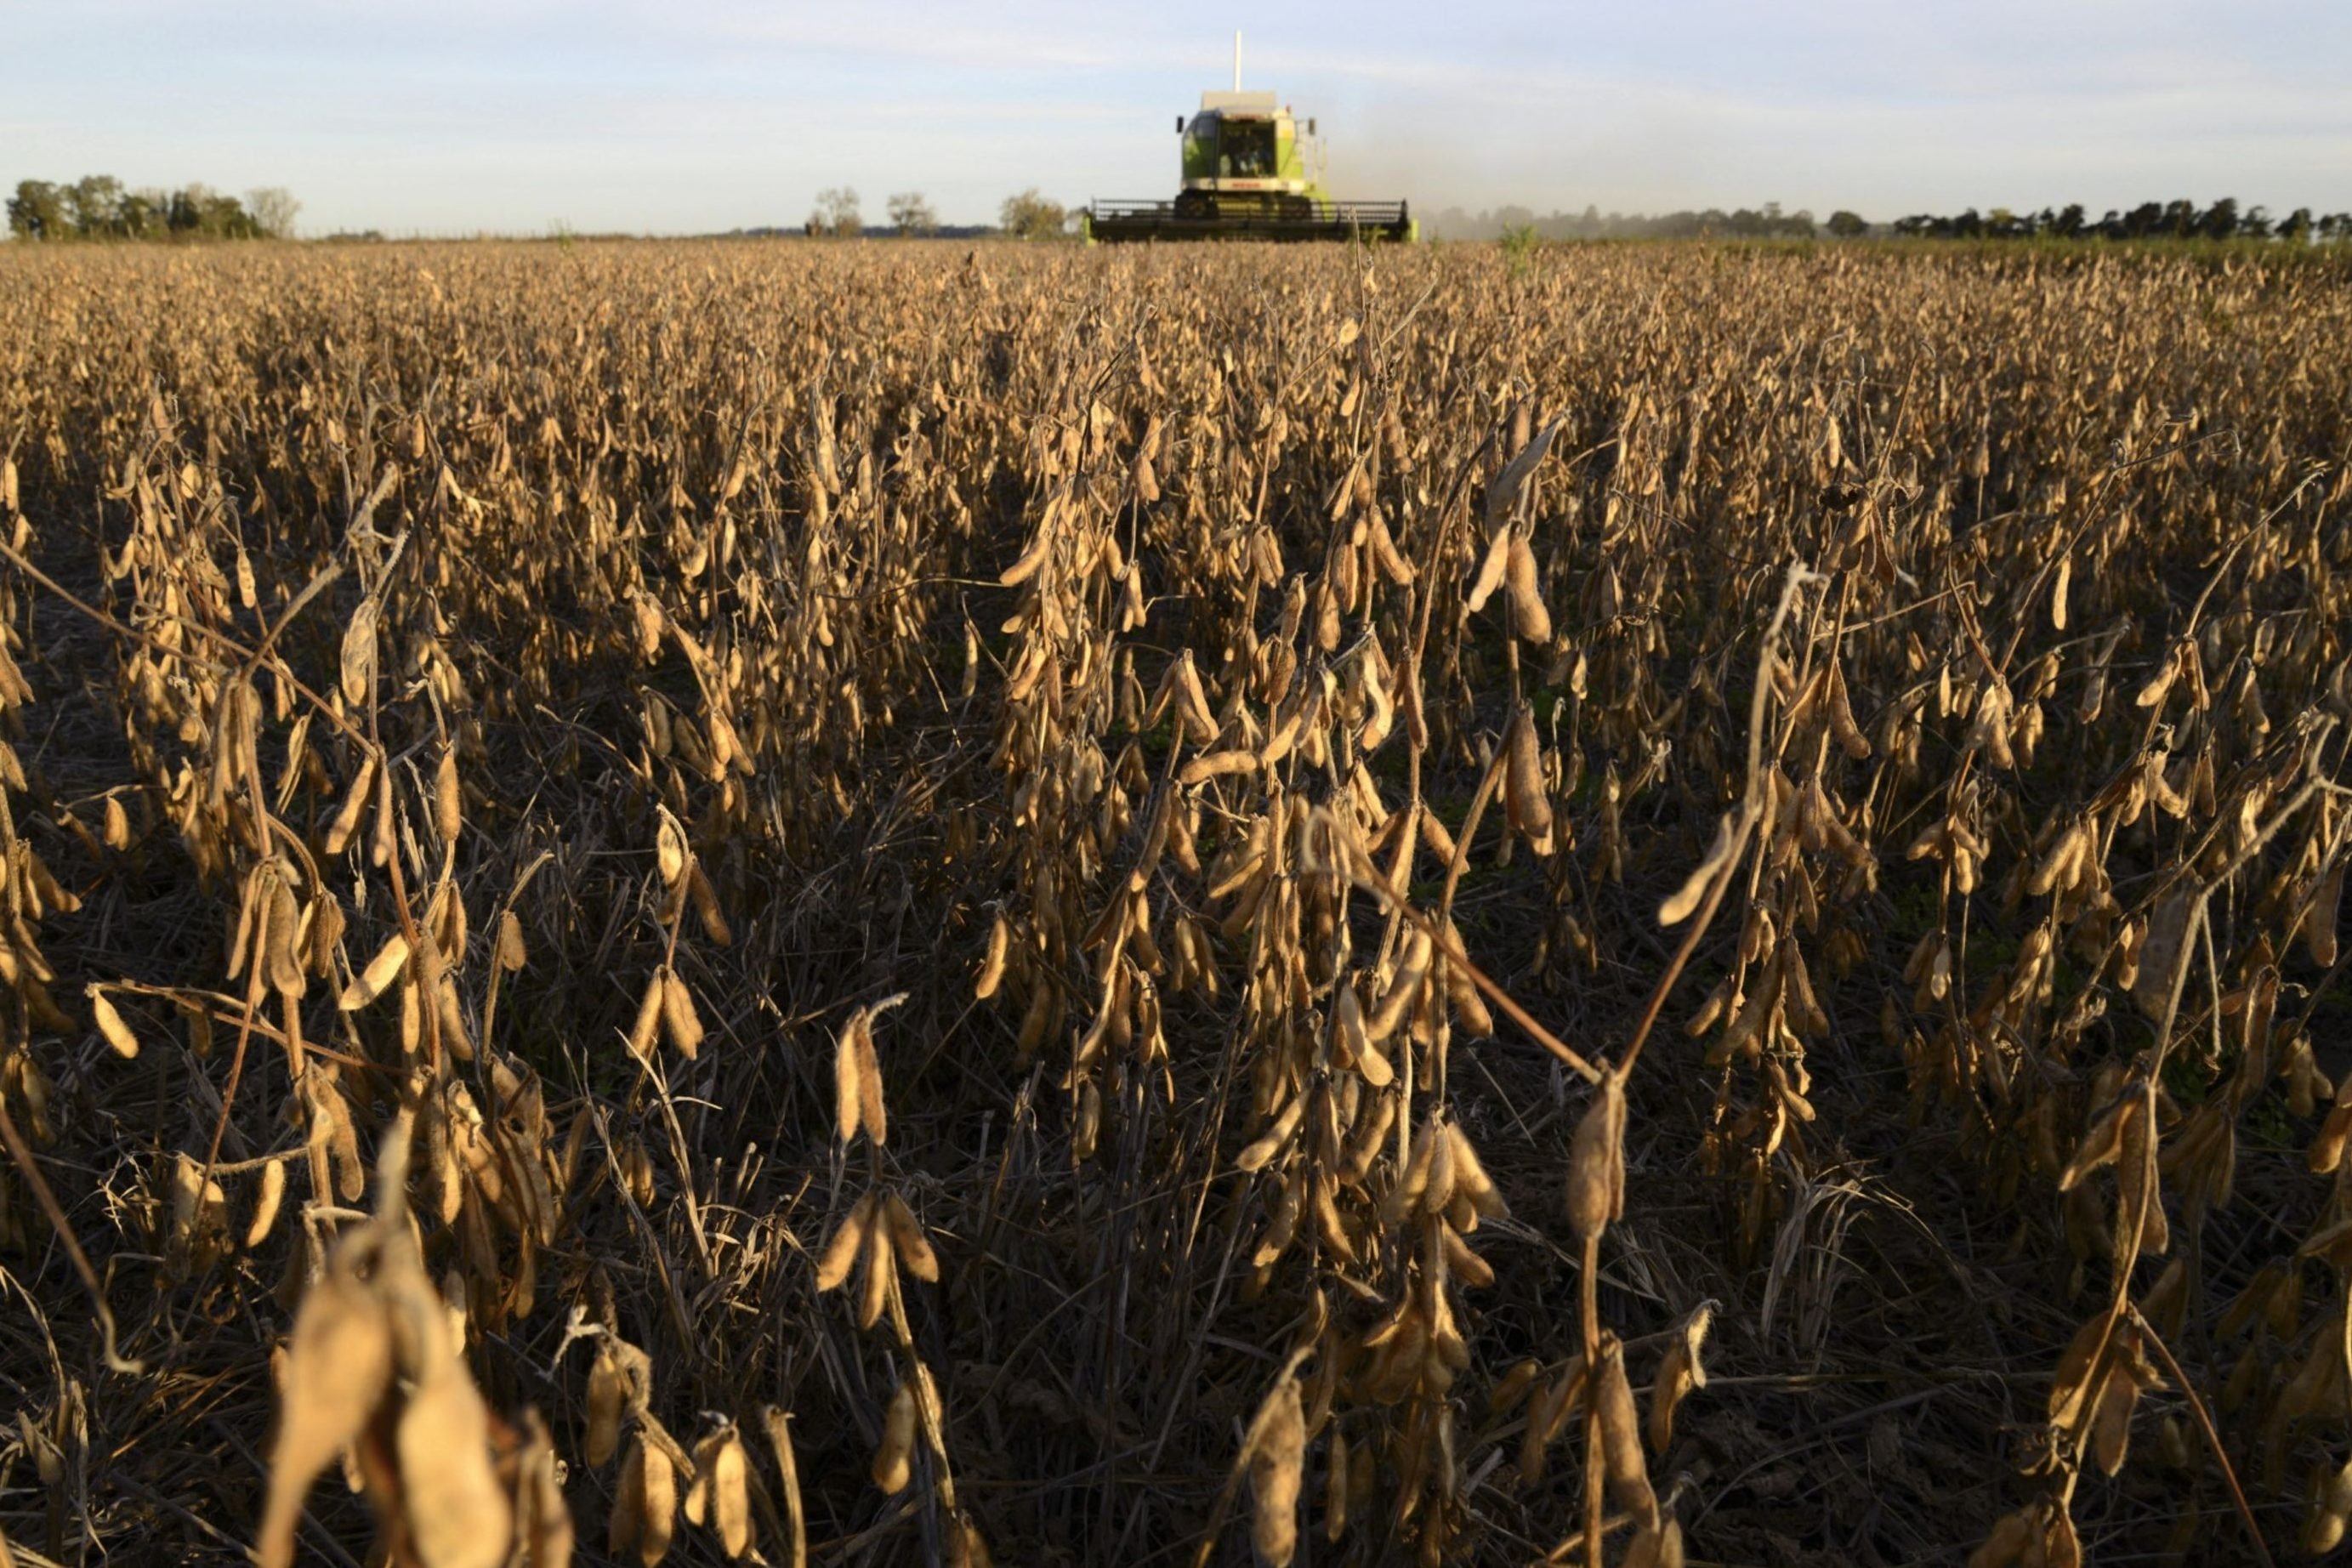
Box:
[1281,195,1315,224]
[1174,190,1212,223]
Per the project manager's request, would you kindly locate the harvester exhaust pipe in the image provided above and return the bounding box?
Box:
[1233,31,1241,91]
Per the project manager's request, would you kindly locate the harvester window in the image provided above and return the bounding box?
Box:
[1219,120,1276,179]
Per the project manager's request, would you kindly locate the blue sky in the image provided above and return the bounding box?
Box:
[6,0,2349,234]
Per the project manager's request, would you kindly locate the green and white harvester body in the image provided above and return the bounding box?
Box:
[1086,35,1416,243]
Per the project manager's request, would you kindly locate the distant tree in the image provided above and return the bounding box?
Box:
[65,174,126,236]
[2198,197,2240,240]
[1826,210,1867,238]
[999,188,1068,241]
[9,175,281,241]
[886,191,938,237]
[165,185,258,239]
[2235,205,2271,240]
[246,187,300,239]
[2051,203,2087,240]
[7,179,65,240]
[2277,207,2314,243]
[120,189,168,239]
[810,187,862,238]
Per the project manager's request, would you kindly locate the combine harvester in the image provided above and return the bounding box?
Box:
[1086,34,1416,244]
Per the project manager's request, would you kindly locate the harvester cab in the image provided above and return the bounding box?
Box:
[1088,34,1416,243]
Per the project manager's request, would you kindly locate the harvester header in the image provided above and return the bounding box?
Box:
[1087,34,1416,244]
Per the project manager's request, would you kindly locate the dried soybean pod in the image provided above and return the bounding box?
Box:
[339,598,379,706]
[1826,660,1872,758]
[858,1208,895,1328]
[1179,747,1258,785]
[833,1018,866,1144]
[855,1017,887,1146]
[494,909,526,973]
[1335,984,1391,1087]
[1503,705,1554,849]
[656,813,688,886]
[1367,930,1432,1043]
[586,1344,624,1465]
[1467,525,1513,612]
[609,1434,647,1557]
[1649,1304,1713,1454]
[2310,859,2345,968]
[1440,1221,1494,1287]
[872,1383,917,1493]
[396,1361,513,1568]
[659,968,703,1058]
[625,970,663,1064]
[1382,1112,1440,1225]
[635,1436,678,1565]
[1236,1092,1306,1172]
[1447,1122,1508,1221]
[433,748,462,843]
[1966,1504,2041,1560]
[1566,1069,1628,1240]
[369,743,397,867]
[1438,935,1494,1037]
[1176,651,1218,741]
[815,1192,875,1291]
[710,1431,752,1558]
[975,912,1009,999]
[264,882,306,1003]
[1324,1427,1350,1542]
[911,1359,950,1461]
[1489,1358,1542,1417]
[1660,814,1736,927]
[998,527,1053,588]
[324,753,375,856]
[685,1432,720,1524]
[1596,1334,1657,1529]
[258,1273,394,1568]
[245,1157,286,1248]
[1503,533,1551,643]
[687,863,732,946]
[883,1190,939,1281]
[91,988,140,1058]
[1247,1378,1305,1567]
[759,1406,808,1568]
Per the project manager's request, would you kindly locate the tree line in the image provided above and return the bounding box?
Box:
[1431,203,1826,241]
[798,187,1074,241]
[1432,197,2352,245]
[8,175,299,241]
[1889,198,2352,241]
